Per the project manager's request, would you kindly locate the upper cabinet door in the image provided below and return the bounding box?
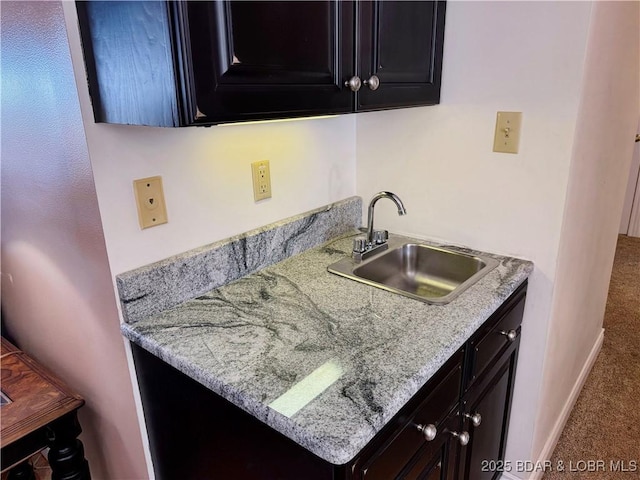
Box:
[357,1,446,110]
[76,1,445,127]
[186,1,354,124]
[76,1,187,127]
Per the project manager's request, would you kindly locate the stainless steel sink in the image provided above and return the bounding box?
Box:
[328,241,499,305]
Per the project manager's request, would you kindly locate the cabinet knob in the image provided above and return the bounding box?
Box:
[464,412,482,427]
[499,329,517,342]
[345,76,362,92]
[363,75,380,91]
[449,430,470,446]
[415,423,437,441]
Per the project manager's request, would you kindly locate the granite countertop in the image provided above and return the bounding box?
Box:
[122,227,533,465]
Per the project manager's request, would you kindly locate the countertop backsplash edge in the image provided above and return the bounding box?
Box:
[117,196,362,324]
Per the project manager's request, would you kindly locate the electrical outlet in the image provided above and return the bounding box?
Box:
[133,176,168,229]
[251,160,272,201]
[493,111,522,154]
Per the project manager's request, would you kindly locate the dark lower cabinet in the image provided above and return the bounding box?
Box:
[458,337,520,480]
[352,282,526,480]
[352,351,463,480]
[131,282,526,479]
[456,284,525,480]
[75,1,446,127]
[131,344,339,480]
[399,413,459,480]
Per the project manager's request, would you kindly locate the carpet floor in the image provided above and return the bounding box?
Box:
[542,235,640,479]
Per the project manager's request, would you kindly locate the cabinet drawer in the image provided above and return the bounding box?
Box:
[468,295,525,387]
[359,354,462,480]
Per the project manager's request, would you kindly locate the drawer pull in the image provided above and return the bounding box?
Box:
[449,430,470,446]
[464,412,482,427]
[415,423,437,441]
[498,329,517,342]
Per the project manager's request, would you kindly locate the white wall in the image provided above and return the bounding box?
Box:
[356,0,593,466]
[1,2,148,479]
[534,0,640,458]
[82,117,356,276]
[64,5,357,277]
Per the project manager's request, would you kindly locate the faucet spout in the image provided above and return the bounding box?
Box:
[366,191,407,245]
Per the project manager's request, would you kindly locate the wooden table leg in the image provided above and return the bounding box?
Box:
[45,412,91,480]
[7,461,35,480]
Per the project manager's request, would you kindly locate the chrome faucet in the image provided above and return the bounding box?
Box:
[353,191,407,262]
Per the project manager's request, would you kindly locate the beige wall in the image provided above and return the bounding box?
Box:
[534,0,640,458]
[1,2,148,479]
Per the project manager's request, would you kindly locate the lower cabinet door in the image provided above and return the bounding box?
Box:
[459,338,520,480]
[353,352,463,480]
[398,413,460,480]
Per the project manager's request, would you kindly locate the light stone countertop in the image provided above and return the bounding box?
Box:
[121,231,533,465]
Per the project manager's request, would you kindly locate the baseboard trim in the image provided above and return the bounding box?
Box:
[500,328,605,480]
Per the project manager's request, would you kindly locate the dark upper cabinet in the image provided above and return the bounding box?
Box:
[76,1,188,126]
[185,1,355,124]
[76,1,446,126]
[357,1,446,110]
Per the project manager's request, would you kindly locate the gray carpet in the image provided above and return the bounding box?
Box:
[543,235,640,479]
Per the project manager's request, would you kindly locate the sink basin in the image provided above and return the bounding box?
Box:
[328,241,499,305]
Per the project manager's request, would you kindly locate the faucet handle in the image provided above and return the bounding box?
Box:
[372,230,388,245]
[353,237,368,253]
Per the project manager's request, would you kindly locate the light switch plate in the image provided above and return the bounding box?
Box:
[493,111,522,154]
[133,176,168,229]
